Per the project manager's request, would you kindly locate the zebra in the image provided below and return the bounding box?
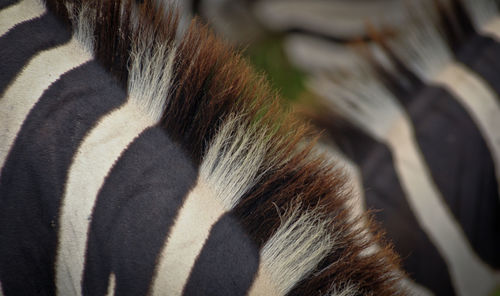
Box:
[0,0,410,295]
[183,0,500,295]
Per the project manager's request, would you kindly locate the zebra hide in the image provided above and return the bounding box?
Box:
[0,0,408,295]
[185,0,500,295]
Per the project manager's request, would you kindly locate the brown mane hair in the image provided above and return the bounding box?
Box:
[45,0,408,294]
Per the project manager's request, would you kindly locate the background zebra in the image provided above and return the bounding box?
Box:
[0,0,409,295]
[183,0,500,295]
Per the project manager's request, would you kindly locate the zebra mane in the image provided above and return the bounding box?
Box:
[43,0,407,294]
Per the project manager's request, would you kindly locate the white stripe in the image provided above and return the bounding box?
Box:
[433,63,500,194]
[0,38,92,174]
[400,278,434,296]
[386,113,498,296]
[150,181,226,296]
[106,273,116,296]
[247,269,279,296]
[254,0,406,40]
[481,16,500,41]
[55,101,156,296]
[0,0,45,37]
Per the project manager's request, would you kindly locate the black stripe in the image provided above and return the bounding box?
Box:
[0,61,126,295]
[335,126,456,295]
[456,34,500,99]
[0,12,71,95]
[182,213,260,296]
[437,0,476,52]
[191,0,201,15]
[406,86,500,268]
[456,35,500,99]
[285,29,371,44]
[82,127,198,296]
[0,0,20,10]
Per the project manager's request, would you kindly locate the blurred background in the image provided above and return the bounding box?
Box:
[177,1,500,295]
[178,0,408,103]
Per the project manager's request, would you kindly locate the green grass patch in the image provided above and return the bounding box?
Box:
[244,36,306,103]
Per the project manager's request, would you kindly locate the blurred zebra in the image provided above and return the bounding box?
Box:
[187,0,500,295]
[0,0,408,295]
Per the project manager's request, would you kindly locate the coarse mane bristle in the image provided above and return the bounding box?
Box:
[45,0,408,294]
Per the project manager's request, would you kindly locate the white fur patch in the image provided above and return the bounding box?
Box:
[434,62,500,193]
[387,14,452,82]
[0,0,45,37]
[65,2,96,53]
[0,37,92,175]
[106,273,116,296]
[55,100,157,296]
[248,205,334,296]
[128,34,177,122]
[310,65,401,140]
[200,116,270,209]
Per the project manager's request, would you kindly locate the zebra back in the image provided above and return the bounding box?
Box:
[0,0,407,295]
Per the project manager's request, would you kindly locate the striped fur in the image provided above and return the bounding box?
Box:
[186,0,500,295]
[0,0,407,295]
[266,0,500,295]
